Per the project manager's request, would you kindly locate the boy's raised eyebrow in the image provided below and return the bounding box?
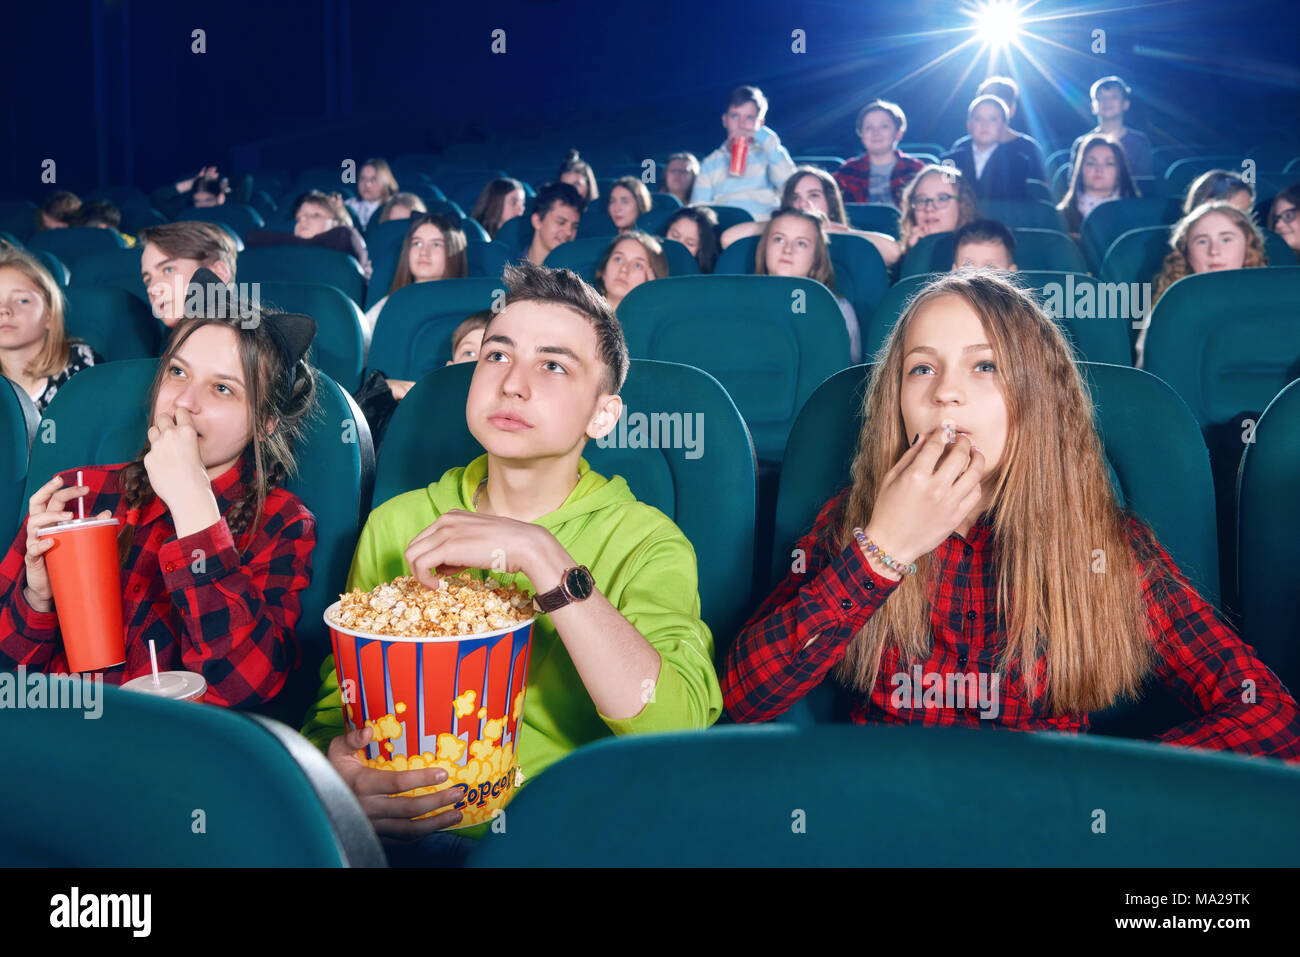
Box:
[481,335,585,365]
[905,343,992,357]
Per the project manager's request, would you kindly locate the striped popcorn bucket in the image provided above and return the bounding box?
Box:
[325,603,535,829]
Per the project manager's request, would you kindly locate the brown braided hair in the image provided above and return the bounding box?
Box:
[117,311,319,561]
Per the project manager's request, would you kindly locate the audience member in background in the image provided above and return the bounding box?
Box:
[302,261,722,863]
[1057,134,1141,234]
[376,192,428,225]
[0,247,102,414]
[942,95,1038,201]
[1267,184,1300,262]
[35,191,81,232]
[834,100,926,208]
[720,166,903,267]
[690,85,796,217]
[139,221,240,328]
[469,178,526,239]
[898,164,981,255]
[755,207,862,363]
[245,190,371,280]
[365,213,469,338]
[660,152,699,205]
[594,232,668,313]
[447,311,489,366]
[952,219,1018,272]
[1070,76,1153,178]
[721,271,1300,765]
[68,201,135,246]
[523,182,583,265]
[150,166,225,218]
[661,206,720,273]
[346,159,399,231]
[558,150,599,203]
[1140,201,1268,367]
[0,274,320,708]
[191,176,230,208]
[607,177,652,233]
[1183,169,1255,216]
[948,78,1047,180]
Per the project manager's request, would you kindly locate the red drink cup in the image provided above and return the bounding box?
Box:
[729,137,749,176]
[122,671,207,702]
[35,517,125,672]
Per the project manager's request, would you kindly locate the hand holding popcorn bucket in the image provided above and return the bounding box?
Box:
[324,574,535,829]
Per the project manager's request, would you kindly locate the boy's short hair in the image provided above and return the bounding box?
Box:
[953,219,1017,259]
[728,84,768,119]
[1184,169,1255,215]
[39,190,82,224]
[977,76,1019,109]
[490,260,629,395]
[138,220,239,278]
[532,181,586,220]
[968,94,1009,120]
[69,201,121,229]
[1090,75,1132,101]
[450,310,490,353]
[855,99,907,139]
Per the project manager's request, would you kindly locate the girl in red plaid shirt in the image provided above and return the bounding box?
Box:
[0,280,321,708]
[723,272,1300,762]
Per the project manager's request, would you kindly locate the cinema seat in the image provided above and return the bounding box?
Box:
[27,248,70,287]
[0,200,38,244]
[254,280,367,392]
[1,378,39,542]
[770,361,1218,735]
[367,277,501,378]
[465,724,1300,866]
[616,275,851,464]
[238,245,366,307]
[699,205,753,232]
[865,272,1132,366]
[980,199,1069,232]
[844,203,901,237]
[22,359,375,729]
[1145,266,1300,616]
[180,203,266,239]
[0,682,384,866]
[63,286,164,361]
[372,359,757,652]
[1079,196,1181,271]
[1237,377,1300,694]
[1100,225,1169,285]
[69,246,148,303]
[27,225,128,268]
[902,229,1087,277]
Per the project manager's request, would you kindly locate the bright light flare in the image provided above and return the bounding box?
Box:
[972,1,1024,48]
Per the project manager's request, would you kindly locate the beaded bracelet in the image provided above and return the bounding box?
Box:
[852,527,918,577]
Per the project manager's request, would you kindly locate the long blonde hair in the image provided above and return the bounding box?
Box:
[1152,201,1268,304]
[0,245,77,379]
[831,272,1159,715]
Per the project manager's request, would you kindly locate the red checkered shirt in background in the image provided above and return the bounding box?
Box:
[0,451,314,708]
[723,489,1300,763]
[833,152,927,207]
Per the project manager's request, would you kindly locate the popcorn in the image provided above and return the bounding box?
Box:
[365,702,521,826]
[328,573,534,637]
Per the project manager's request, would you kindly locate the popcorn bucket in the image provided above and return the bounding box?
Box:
[325,603,534,829]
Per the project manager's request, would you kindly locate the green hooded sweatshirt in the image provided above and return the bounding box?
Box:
[301,454,724,837]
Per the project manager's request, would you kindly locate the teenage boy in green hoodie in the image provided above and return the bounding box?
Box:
[301,260,723,862]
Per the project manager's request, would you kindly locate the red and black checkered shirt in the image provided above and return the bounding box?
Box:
[724,489,1300,763]
[0,452,314,708]
[833,152,927,207]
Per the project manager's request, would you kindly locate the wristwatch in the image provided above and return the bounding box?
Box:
[533,565,595,613]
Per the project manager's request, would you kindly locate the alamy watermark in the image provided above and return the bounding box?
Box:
[1039,275,1152,329]
[0,667,103,719]
[890,665,1001,719]
[595,407,704,459]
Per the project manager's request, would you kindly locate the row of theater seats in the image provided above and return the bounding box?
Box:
[7,679,1299,867]
[5,328,1300,731]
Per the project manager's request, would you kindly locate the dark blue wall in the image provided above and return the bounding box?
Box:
[5,0,1298,196]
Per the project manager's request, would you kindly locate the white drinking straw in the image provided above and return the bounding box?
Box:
[76,470,84,520]
[148,639,161,688]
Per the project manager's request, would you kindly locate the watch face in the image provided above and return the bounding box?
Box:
[565,566,594,601]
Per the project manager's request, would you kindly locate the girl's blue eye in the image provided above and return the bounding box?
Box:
[977,360,997,373]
